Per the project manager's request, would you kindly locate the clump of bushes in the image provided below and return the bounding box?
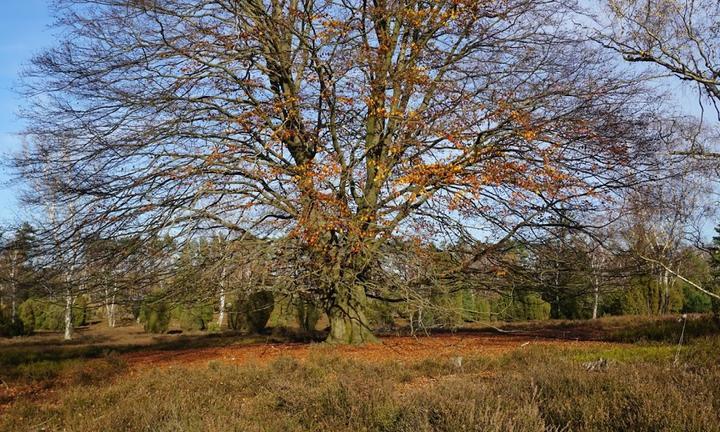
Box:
[15,297,89,334]
[138,292,171,334]
[296,299,321,333]
[173,303,214,331]
[228,291,275,333]
[367,299,398,329]
[409,291,468,330]
[405,290,552,331]
[0,309,26,337]
[491,292,551,321]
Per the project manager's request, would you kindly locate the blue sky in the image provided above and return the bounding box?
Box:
[0,1,54,225]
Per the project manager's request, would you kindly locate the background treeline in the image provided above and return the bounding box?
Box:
[1,211,717,338]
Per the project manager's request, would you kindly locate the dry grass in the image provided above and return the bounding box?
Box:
[1,340,719,431]
[1,315,718,431]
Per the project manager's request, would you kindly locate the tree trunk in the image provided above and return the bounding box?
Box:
[64,289,74,341]
[592,287,599,320]
[591,255,601,320]
[11,291,16,324]
[10,251,17,324]
[217,266,226,328]
[661,269,670,314]
[105,278,118,328]
[325,283,377,344]
[108,289,117,328]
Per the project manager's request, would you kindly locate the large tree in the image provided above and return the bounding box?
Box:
[17,0,666,343]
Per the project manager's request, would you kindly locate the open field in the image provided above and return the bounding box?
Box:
[1,314,719,431]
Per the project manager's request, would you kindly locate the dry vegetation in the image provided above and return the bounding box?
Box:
[1,315,719,431]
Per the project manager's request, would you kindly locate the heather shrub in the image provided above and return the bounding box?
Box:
[4,341,719,432]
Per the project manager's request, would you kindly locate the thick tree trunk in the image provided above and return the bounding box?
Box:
[325,284,377,344]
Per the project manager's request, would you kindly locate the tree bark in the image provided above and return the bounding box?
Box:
[591,254,601,320]
[107,288,117,328]
[592,285,599,320]
[10,251,17,324]
[218,268,226,329]
[325,283,377,345]
[64,289,74,341]
[105,276,118,328]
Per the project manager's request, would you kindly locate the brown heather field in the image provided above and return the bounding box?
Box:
[1,315,719,432]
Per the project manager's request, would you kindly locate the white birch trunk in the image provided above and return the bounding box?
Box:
[592,287,599,320]
[592,255,600,319]
[10,250,18,324]
[64,288,74,340]
[105,278,118,328]
[217,266,226,328]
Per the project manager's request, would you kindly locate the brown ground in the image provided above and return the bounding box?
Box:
[121,332,613,371]
[0,320,634,412]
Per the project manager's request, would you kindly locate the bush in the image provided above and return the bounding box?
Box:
[410,292,467,330]
[139,293,171,334]
[228,291,274,333]
[227,298,243,331]
[683,285,712,313]
[0,312,26,337]
[245,291,274,333]
[462,292,492,321]
[74,295,89,327]
[296,300,321,333]
[491,293,551,321]
[18,300,36,334]
[174,303,214,331]
[16,297,89,332]
[15,360,66,381]
[367,299,400,329]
